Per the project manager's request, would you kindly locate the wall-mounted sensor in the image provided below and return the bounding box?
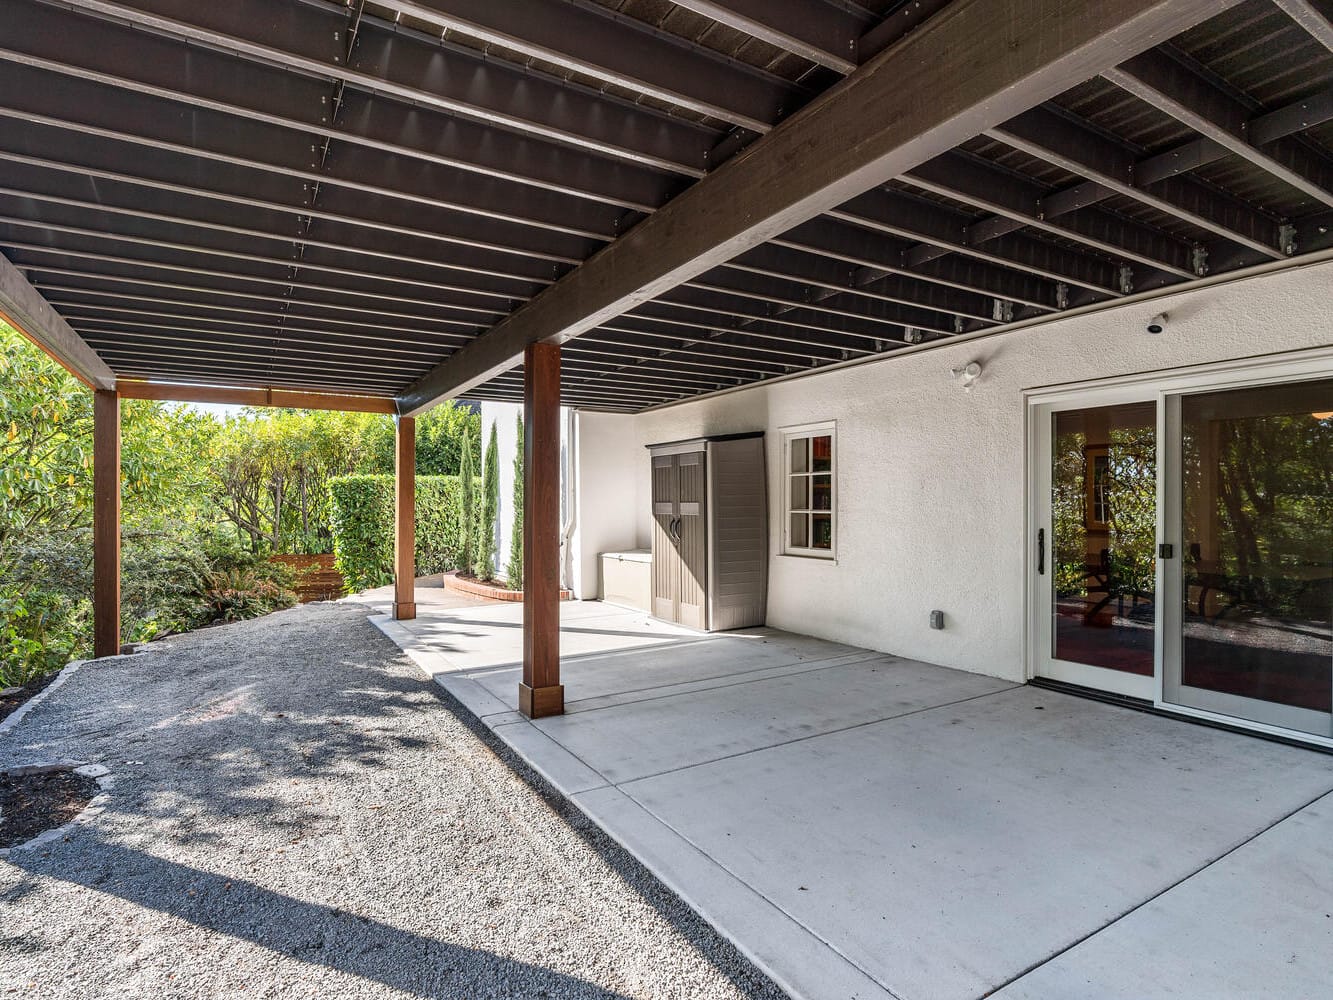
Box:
[929,610,945,630]
[1146,312,1168,335]
[950,361,982,392]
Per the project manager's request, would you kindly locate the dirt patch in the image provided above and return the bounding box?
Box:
[0,768,98,849]
[0,671,60,725]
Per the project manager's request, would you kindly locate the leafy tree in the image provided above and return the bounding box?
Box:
[474,422,500,579]
[1,321,220,679]
[506,415,524,589]
[355,401,479,476]
[211,409,371,553]
[458,426,476,573]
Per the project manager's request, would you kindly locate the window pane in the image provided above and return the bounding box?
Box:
[790,475,810,511]
[790,513,809,548]
[1051,403,1156,676]
[790,437,809,473]
[812,514,833,549]
[1180,378,1333,722]
[812,474,832,511]
[812,434,832,472]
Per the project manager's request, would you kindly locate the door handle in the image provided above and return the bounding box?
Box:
[1036,527,1045,575]
[672,516,681,541]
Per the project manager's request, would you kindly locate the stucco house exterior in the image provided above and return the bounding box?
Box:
[476,259,1332,746]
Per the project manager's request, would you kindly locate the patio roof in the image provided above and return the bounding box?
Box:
[3,0,1331,413]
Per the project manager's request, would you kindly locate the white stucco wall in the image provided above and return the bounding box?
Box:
[570,410,644,600]
[574,259,1333,682]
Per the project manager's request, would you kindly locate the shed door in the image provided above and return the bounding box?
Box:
[675,451,708,630]
[650,451,708,628]
[651,454,680,622]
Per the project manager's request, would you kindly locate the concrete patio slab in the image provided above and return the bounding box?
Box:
[372,597,1333,1000]
[624,683,1333,999]
[989,791,1333,999]
[537,654,1016,783]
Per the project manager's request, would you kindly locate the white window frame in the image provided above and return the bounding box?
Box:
[780,421,837,559]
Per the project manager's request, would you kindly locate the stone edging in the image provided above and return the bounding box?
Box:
[442,570,570,602]
[0,761,114,858]
[0,660,85,738]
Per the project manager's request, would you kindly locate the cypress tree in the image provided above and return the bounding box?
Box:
[458,426,475,573]
[475,422,500,579]
[505,415,524,589]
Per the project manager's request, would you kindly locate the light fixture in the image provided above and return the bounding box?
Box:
[1146,312,1168,334]
[1313,411,1333,420]
[951,361,982,392]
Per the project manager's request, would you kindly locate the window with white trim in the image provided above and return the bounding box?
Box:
[782,422,835,557]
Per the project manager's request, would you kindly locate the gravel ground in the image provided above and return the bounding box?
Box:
[0,602,787,1000]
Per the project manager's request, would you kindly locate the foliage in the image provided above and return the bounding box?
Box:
[211,409,375,554]
[1183,410,1332,620]
[506,415,524,590]
[458,428,476,574]
[327,474,482,591]
[474,422,500,579]
[357,401,480,477]
[197,566,297,624]
[1051,423,1156,601]
[2,321,482,683]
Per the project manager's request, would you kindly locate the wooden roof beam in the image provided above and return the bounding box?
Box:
[0,250,114,389]
[399,0,1239,416]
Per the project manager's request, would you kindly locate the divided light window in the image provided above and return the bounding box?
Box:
[783,423,835,558]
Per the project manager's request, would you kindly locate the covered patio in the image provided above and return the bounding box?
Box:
[372,596,1333,1000]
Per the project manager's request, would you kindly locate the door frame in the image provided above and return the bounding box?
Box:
[1027,383,1159,700]
[1025,346,1333,746]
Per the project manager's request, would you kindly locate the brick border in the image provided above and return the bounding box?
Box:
[442,571,570,603]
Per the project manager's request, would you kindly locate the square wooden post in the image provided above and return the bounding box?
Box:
[519,342,563,718]
[92,388,121,658]
[393,414,416,620]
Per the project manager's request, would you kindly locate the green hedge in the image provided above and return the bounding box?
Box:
[328,474,481,592]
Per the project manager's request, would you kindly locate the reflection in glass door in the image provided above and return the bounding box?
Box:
[1035,399,1157,698]
[1165,379,1333,738]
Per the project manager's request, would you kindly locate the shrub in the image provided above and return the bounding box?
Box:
[327,474,481,592]
[459,429,476,573]
[197,566,297,624]
[475,423,500,579]
[506,415,524,590]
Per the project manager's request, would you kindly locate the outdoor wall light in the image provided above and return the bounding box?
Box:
[951,361,982,391]
[1146,312,1168,334]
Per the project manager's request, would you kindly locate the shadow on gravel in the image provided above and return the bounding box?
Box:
[1,603,785,999]
[5,845,639,999]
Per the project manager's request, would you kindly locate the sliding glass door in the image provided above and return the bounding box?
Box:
[1031,364,1332,743]
[1032,394,1158,699]
[1162,378,1332,738]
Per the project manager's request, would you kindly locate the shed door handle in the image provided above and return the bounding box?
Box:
[1037,527,1045,575]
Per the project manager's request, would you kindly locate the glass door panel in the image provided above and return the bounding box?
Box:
[1166,378,1333,737]
[1036,399,1157,697]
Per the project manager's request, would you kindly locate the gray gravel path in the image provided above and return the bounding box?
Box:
[0,602,788,1000]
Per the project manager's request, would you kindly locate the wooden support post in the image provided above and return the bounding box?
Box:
[519,342,563,718]
[393,414,417,620]
[92,388,121,657]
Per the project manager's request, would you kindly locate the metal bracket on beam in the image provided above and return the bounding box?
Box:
[1191,244,1209,277]
[1055,282,1070,310]
[1117,265,1134,295]
[1280,223,1299,256]
[992,299,1014,323]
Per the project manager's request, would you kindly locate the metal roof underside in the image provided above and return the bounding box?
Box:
[1,0,1331,412]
